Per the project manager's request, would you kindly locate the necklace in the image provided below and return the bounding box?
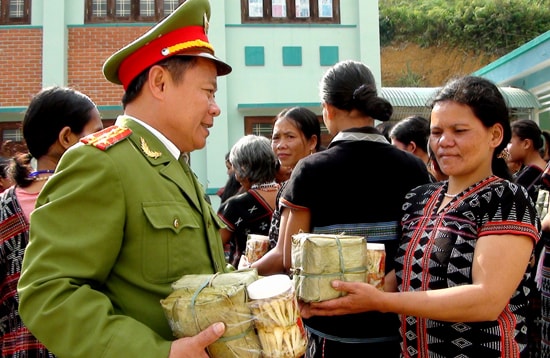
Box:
[251,181,279,191]
[29,169,55,177]
[28,169,55,181]
[444,192,457,198]
[32,176,51,182]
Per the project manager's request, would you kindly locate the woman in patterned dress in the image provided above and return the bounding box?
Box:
[217,135,280,267]
[300,76,541,357]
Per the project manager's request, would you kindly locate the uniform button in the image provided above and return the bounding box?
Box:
[173,218,180,228]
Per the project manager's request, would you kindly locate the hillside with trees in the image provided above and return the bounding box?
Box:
[379,0,550,86]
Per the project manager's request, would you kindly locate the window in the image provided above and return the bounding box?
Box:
[85,0,185,23]
[241,0,339,24]
[0,0,30,25]
[0,124,27,157]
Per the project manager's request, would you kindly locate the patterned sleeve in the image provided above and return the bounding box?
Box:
[217,196,240,231]
[478,180,541,244]
[541,162,550,190]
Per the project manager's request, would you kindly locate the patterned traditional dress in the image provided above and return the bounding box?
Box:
[217,188,276,267]
[514,163,547,358]
[397,176,540,358]
[0,187,55,357]
[540,166,550,357]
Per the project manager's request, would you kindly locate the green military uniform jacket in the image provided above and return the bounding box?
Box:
[18,116,230,357]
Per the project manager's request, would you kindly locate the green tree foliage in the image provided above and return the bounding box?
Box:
[379,0,550,55]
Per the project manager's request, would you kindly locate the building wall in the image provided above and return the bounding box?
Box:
[0,0,380,206]
[0,27,43,106]
[67,26,140,105]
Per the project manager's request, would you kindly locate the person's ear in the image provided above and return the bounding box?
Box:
[324,103,336,121]
[490,124,504,149]
[309,135,318,153]
[59,126,76,150]
[148,65,168,99]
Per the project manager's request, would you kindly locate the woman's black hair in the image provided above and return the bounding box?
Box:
[511,118,544,152]
[17,86,97,187]
[319,60,393,122]
[389,115,430,152]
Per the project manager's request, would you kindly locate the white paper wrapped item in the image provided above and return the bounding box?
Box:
[291,233,367,302]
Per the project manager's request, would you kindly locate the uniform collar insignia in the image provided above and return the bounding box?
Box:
[140,137,162,159]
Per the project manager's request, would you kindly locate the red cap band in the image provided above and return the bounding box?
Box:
[118,25,213,89]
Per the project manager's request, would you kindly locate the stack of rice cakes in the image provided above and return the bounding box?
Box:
[161,269,261,357]
[291,233,367,302]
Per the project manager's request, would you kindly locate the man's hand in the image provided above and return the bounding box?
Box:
[169,322,225,357]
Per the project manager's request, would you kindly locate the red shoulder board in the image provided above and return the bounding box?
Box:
[80,125,132,151]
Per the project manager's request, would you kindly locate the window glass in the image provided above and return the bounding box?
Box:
[1,0,30,24]
[163,0,180,16]
[296,0,310,18]
[272,0,286,18]
[87,0,185,23]
[242,0,339,24]
[91,0,107,17]
[3,129,23,142]
[116,0,131,17]
[248,0,263,17]
[319,0,332,18]
[140,0,155,17]
[9,0,25,18]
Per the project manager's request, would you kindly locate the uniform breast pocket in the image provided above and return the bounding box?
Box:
[141,201,202,283]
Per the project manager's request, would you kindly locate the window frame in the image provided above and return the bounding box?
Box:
[85,0,186,24]
[0,0,31,25]
[241,0,340,24]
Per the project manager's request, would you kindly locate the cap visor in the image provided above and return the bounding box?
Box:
[176,52,232,76]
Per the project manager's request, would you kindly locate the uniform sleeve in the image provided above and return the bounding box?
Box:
[17,145,171,357]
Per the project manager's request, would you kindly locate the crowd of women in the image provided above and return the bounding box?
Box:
[2,58,550,357]
[218,60,550,358]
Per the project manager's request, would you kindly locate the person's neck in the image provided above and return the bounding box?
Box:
[35,156,58,172]
[332,109,374,132]
[447,169,493,195]
[524,152,547,170]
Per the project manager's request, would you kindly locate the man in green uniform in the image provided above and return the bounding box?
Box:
[17,0,232,356]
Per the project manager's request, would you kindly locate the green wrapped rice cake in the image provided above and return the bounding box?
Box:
[291,233,367,302]
[161,269,261,358]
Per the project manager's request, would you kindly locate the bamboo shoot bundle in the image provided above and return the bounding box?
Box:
[365,243,386,290]
[244,234,270,263]
[247,275,307,358]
